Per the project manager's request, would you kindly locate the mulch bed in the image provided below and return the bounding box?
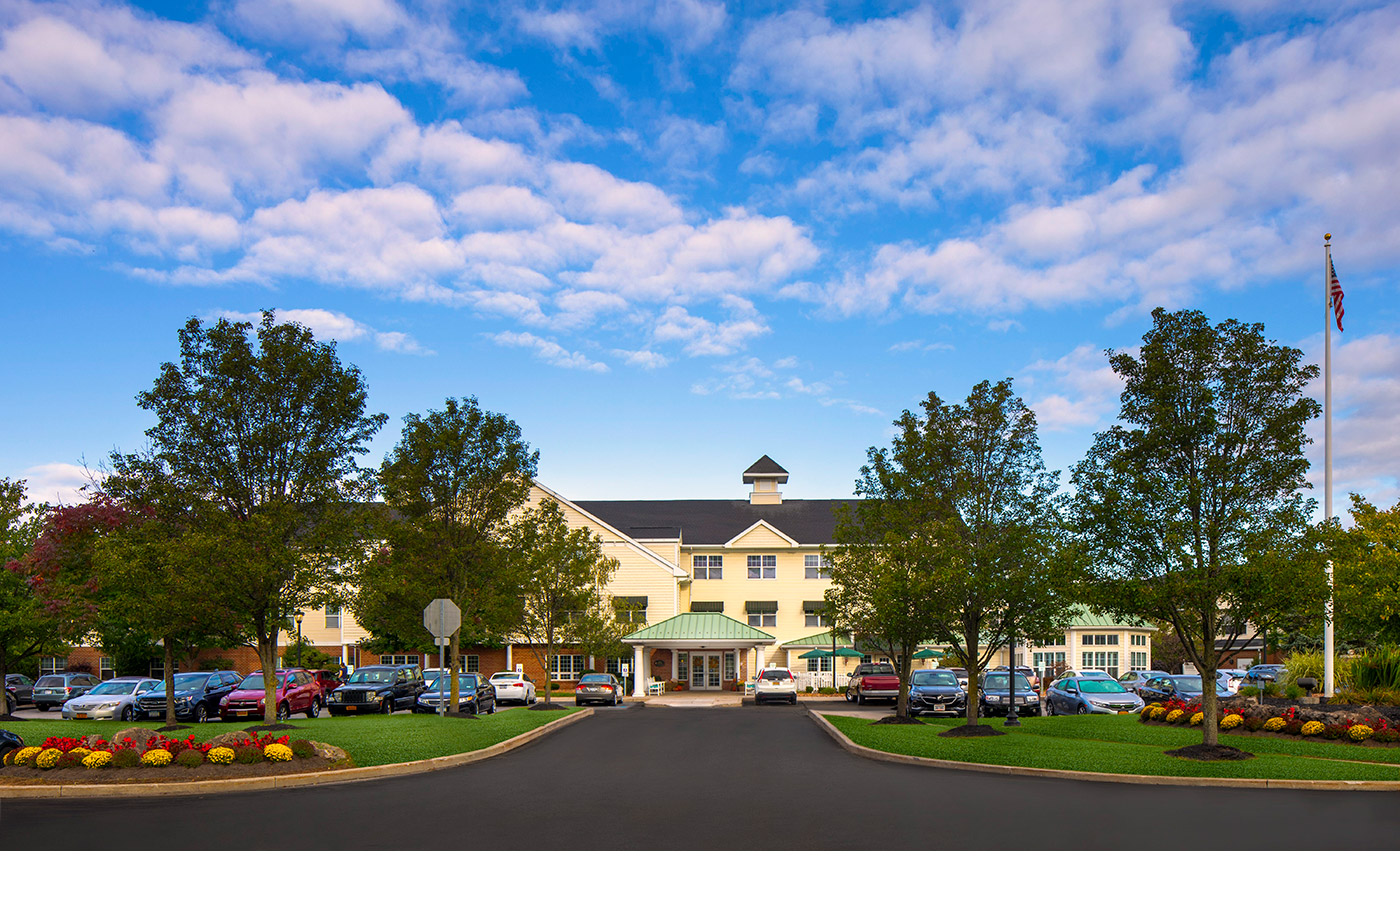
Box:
[939,724,1006,738]
[531,703,569,711]
[1245,696,1400,719]
[0,714,24,722]
[871,715,924,725]
[1164,744,1255,761]
[0,756,349,785]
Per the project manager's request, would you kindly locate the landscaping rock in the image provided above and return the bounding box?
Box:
[112,727,160,747]
[310,741,347,762]
[207,730,253,748]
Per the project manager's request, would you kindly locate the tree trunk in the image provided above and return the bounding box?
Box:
[964,633,981,727]
[895,646,912,718]
[448,629,461,714]
[260,637,278,724]
[543,624,554,707]
[163,641,177,726]
[1200,668,1219,747]
[0,651,9,716]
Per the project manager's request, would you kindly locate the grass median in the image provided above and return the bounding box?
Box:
[3,708,576,769]
[826,713,1400,781]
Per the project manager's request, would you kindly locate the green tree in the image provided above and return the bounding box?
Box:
[0,479,64,715]
[354,397,538,712]
[826,380,1070,725]
[506,499,620,707]
[1071,308,1326,748]
[1329,494,1400,646]
[108,312,386,724]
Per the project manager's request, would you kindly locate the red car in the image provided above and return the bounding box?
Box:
[219,669,322,721]
[311,669,341,699]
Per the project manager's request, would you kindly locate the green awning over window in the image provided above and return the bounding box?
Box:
[745,601,778,613]
[802,600,826,613]
[690,601,724,613]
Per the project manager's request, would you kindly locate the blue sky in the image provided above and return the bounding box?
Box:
[1,1,1397,514]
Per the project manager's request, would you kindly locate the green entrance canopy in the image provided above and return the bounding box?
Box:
[912,649,945,659]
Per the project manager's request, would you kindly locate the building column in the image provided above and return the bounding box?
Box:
[632,644,647,697]
[756,645,766,671]
[671,648,678,681]
[506,644,513,671]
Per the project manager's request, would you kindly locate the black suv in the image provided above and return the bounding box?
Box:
[327,664,425,715]
[137,670,243,722]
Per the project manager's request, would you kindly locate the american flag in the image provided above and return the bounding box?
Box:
[1329,259,1345,332]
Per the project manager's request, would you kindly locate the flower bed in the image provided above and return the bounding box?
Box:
[1138,700,1400,747]
[0,729,351,783]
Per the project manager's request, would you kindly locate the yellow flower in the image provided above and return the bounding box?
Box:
[15,746,42,766]
[1165,709,1185,723]
[1348,725,1374,742]
[1263,717,1287,731]
[263,743,294,762]
[67,747,91,759]
[1149,706,1168,720]
[1220,714,1245,730]
[82,750,113,769]
[207,747,236,765]
[1190,712,1204,726]
[141,749,173,767]
[1301,721,1325,736]
[36,748,63,769]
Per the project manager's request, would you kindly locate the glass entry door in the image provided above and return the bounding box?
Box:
[690,653,724,690]
[691,654,706,689]
[707,654,722,688]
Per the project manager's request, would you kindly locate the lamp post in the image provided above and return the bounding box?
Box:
[294,610,305,667]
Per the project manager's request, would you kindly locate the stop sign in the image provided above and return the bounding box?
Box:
[423,598,461,638]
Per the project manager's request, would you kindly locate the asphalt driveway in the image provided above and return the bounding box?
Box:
[3,705,1397,850]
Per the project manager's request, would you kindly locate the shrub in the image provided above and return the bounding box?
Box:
[1349,645,1400,693]
[1244,717,1266,732]
[1374,729,1400,743]
[1139,707,1155,722]
[112,747,142,768]
[1263,717,1287,732]
[1284,684,1304,700]
[1190,712,1204,726]
[141,749,173,767]
[804,686,814,693]
[1348,725,1375,742]
[1263,682,1282,697]
[1301,721,1325,737]
[207,747,235,765]
[15,747,42,767]
[82,750,113,769]
[1165,709,1185,723]
[176,749,205,768]
[36,748,63,769]
[1322,724,1346,741]
[1283,719,1304,735]
[1220,714,1244,730]
[1282,651,1352,692]
[234,745,259,764]
[1,749,17,767]
[290,739,315,759]
[264,743,294,762]
[1238,686,1260,699]
[54,751,81,769]
[1149,706,1168,720]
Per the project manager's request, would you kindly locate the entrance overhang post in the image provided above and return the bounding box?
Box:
[632,644,647,697]
[671,648,678,681]
[757,645,767,671]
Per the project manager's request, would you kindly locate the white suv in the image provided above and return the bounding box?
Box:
[754,667,798,705]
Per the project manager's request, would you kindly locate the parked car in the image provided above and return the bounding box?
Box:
[327,664,425,715]
[62,677,161,721]
[137,670,243,722]
[488,671,537,706]
[1219,668,1248,694]
[1246,663,1286,683]
[979,671,1041,717]
[941,667,970,690]
[989,665,1040,690]
[220,669,323,720]
[5,674,35,710]
[32,672,101,711]
[846,662,900,705]
[1060,669,1116,680]
[1137,673,1237,705]
[311,669,341,700]
[1046,676,1145,715]
[575,672,626,707]
[415,672,496,715]
[1116,669,1170,694]
[754,667,798,705]
[0,728,21,760]
[907,669,967,717]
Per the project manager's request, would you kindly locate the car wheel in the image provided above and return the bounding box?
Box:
[790,695,797,705]
[35,703,49,712]
[121,705,136,721]
[276,702,290,721]
[306,698,320,719]
[1077,703,1089,715]
[1045,701,1056,716]
[192,703,209,723]
[845,688,855,703]
[382,698,394,715]
[854,690,865,705]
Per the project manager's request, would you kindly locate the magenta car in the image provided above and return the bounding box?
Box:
[219,669,322,720]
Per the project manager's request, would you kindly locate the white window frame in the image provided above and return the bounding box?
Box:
[804,612,832,628]
[1130,634,1147,647]
[98,656,115,680]
[747,612,777,628]
[1082,650,1120,677]
[723,652,736,680]
[746,554,777,579]
[379,654,420,666]
[693,555,723,579]
[804,553,831,579]
[1130,651,1149,670]
[325,604,341,628]
[464,655,480,673]
[40,657,66,676]
[613,597,647,625]
[550,654,586,681]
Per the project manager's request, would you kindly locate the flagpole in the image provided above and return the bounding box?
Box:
[1324,233,1334,698]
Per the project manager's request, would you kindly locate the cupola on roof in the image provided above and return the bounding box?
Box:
[742,455,789,485]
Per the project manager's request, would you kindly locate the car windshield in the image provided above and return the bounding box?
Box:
[911,671,959,687]
[578,674,612,684]
[983,674,1031,691]
[426,675,478,691]
[1078,680,1127,694]
[863,665,895,675]
[173,674,209,690]
[1173,677,1204,691]
[88,681,140,695]
[35,676,66,687]
[239,674,284,690]
[490,673,519,681]
[346,670,393,684]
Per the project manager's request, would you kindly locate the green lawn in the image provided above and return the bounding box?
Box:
[826,714,1400,781]
[3,708,576,768]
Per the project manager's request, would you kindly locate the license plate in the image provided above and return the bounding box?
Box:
[933,704,945,711]
[348,705,359,711]
[1118,710,1133,714]
[75,713,88,719]
[236,711,250,717]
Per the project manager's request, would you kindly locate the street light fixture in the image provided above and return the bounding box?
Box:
[294,610,305,668]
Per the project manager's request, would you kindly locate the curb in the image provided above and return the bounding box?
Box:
[0,709,592,800]
[807,710,1400,792]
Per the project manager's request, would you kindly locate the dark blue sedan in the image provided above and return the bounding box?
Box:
[1137,674,1236,705]
[413,672,496,715]
[907,669,966,717]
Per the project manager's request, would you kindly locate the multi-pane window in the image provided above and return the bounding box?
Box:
[1082,651,1119,676]
[723,652,736,680]
[379,654,421,666]
[613,597,648,625]
[99,657,115,680]
[805,611,832,628]
[804,554,831,579]
[748,611,777,628]
[1039,634,1067,647]
[746,555,777,579]
[325,604,341,628]
[805,656,833,672]
[1130,652,1149,670]
[693,555,723,579]
[605,657,632,676]
[550,654,586,680]
[1083,634,1118,646]
[1033,651,1066,674]
[1130,634,1148,646]
[464,655,480,673]
[39,657,66,675]
[677,652,689,680]
[149,659,165,680]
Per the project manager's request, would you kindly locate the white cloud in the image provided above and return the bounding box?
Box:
[612,348,669,368]
[652,306,769,357]
[1302,331,1400,513]
[1022,343,1125,432]
[20,462,92,506]
[889,339,953,352]
[213,307,432,354]
[491,330,609,372]
[229,0,407,44]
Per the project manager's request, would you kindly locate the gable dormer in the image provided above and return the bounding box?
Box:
[743,455,788,505]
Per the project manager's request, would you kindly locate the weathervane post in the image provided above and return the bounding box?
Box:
[1323,233,1335,697]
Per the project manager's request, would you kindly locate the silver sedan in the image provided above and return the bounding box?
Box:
[61,677,162,721]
